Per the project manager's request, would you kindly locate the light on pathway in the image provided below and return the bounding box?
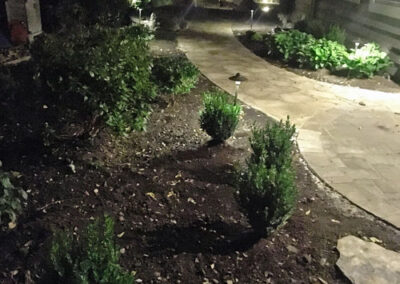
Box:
[250,10,254,30]
[229,73,248,105]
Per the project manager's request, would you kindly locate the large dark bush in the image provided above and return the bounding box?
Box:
[199,90,241,142]
[31,25,156,134]
[152,55,199,95]
[237,118,297,237]
[50,215,134,283]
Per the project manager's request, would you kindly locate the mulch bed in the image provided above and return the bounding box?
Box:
[1,73,400,283]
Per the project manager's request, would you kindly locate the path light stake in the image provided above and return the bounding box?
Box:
[250,10,254,30]
[138,8,142,24]
[229,73,247,105]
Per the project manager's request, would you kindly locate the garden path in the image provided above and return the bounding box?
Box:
[177,15,400,228]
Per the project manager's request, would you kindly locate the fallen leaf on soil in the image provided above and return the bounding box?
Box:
[167,191,176,198]
[146,192,157,200]
[305,210,311,215]
[8,222,17,229]
[331,219,340,224]
[210,263,215,269]
[117,232,125,238]
[120,248,126,254]
[369,236,383,244]
[187,197,196,204]
[175,172,182,179]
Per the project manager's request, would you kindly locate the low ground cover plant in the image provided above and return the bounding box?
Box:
[237,118,297,237]
[0,163,27,231]
[344,43,393,78]
[32,24,156,135]
[199,90,241,142]
[152,55,199,95]
[258,29,391,77]
[50,215,134,284]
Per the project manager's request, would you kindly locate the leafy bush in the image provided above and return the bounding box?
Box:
[325,24,346,45]
[273,30,314,62]
[236,118,296,237]
[0,164,27,231]
[297,38,348,70]
[152,55,199,95]
[250,32,265,42]
[31,25,156,134]
[199,90,241,142]
[344,43,393,78]
[269,29,391,77]
[50,215,134,284]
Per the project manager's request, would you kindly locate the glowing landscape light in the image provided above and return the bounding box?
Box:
[262,6,270,12]
[229,73,248,105]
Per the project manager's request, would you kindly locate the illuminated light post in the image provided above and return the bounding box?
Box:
[250,9,254,30]
[194,0,197,8]
[138,8,142,24]
[355,41,360,51]
[229,73,248,105]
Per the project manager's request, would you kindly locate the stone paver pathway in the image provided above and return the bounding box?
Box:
[337,235,400,283]
[177,17,400,228]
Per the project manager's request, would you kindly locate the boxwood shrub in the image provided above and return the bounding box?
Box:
[237,118,297,237]
[31,25,156,134]
[200,90,241,142]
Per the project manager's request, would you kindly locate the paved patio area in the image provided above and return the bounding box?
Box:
[177,15,400,228]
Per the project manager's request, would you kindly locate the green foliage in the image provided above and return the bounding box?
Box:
[31,25,156,134]
[344,43,393,78]
[236,118,297,236]
[56,0,132,28]
[273,30,314,62]
[0,165,27,231]
[250,32,265,42]
[297,38,348,70]
[50,215,134,284]
[199,90,241,142]
[152,55,199,95]
[325,24,346,45]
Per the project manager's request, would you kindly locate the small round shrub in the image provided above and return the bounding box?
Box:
[152,55,199,95]
[199,90,241,142]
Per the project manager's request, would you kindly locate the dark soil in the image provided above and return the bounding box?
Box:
[1,12,400,284]
[234,32,400,94]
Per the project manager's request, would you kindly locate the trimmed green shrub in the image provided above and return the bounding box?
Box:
[297,38,348,70]
[50,215,134,284]
[237,118,296,237]
[31,25,156,134]
[325,24,346,45]
[199,90,241,142]
[344,43,393,78]
[152,55,199,95]
[0,165,27,231]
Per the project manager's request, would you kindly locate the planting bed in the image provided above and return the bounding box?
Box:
[1,71,400,283]
[234,31,400,93]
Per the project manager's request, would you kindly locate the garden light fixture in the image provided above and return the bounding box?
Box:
[229,73,247,105]
[138,8,142,24]
[250,10,254,30]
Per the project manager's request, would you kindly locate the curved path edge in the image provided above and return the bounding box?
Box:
[177,18,400,229]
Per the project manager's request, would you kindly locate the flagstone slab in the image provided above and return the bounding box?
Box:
[337,235,400,284]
